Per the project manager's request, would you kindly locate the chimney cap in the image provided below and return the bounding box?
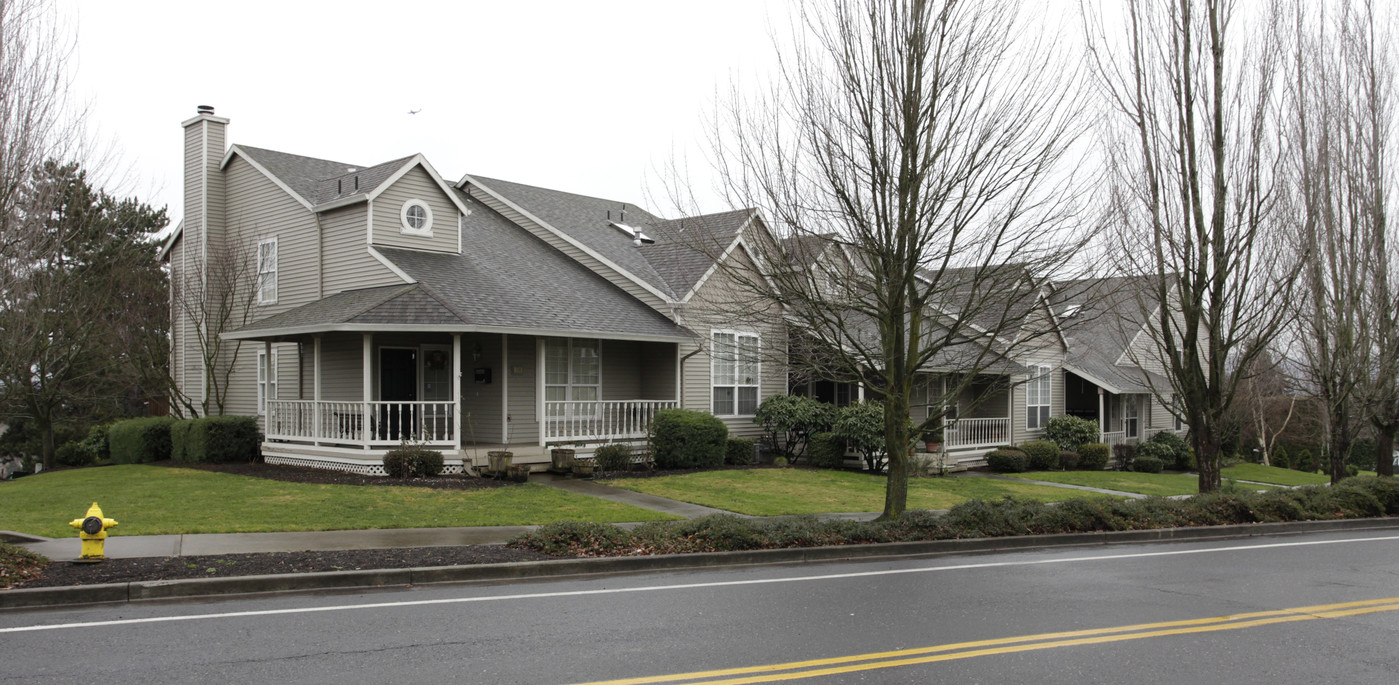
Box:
[196,105,216,116]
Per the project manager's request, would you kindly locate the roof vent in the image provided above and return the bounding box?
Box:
[610,221,654,244]
[196,105,215,116]
[1061,304,1082,318]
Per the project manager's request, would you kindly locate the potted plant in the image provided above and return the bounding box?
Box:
[507,463,530,482]
[486,450,513,478]
[571,459,595,478]
[923,420,944,453]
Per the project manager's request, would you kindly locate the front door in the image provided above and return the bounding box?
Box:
[379,348,417,440]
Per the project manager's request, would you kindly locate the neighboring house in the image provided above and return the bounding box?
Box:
[1050,276,1187,447]
[161,107,784,474]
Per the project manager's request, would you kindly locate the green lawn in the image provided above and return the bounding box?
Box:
[1018,470,1203,497]
[1220,463,1330,487]
[0,465,680,538]
[602,469,1099,516]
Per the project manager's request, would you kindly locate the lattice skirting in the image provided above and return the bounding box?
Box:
[264,454,466,477]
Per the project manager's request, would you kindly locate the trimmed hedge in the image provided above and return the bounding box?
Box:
[171,416,259,463]
[1077,442,1110,470]
[649,408,728,470]
[1146,431,1194,470]
[725,438,756,466]
[508,477,1399,557]
[1133,456,1164,473]
[108,417,176,464]
[383,447,445,478]
[1058,450,1080,470]
[986,448,1029,473]
[1018,440,1060,470]
[807,432,847,469]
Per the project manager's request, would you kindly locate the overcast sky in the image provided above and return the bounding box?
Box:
[64,0,788,231]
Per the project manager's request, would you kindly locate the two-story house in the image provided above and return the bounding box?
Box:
[161,107,785,475]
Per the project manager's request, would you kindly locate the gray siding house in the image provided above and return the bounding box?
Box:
[162,107,783,474]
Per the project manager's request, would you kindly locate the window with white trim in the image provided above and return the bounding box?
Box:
[544,338,600,417]
[1124,395,1139,438]
[712,331,760,416]
[256,238,278,304]
[400,199,434,235]
[1026,365,1051,429]
[257,349,278,415]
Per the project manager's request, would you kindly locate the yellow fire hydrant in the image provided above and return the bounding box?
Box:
[69,502,118,560]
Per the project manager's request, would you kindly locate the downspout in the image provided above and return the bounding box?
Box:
[678,345,703,408]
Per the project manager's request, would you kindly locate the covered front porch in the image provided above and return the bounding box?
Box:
[1063,369,1185,448]
[253,330,680,473]
[915,373,1014,453]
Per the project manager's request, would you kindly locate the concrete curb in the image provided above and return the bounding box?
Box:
[6,516,1399,610]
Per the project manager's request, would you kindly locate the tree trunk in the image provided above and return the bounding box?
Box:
[881,390,911,520]
[1376,422,1395,478]
[36,414,55,471]
[1196,431,1221,492]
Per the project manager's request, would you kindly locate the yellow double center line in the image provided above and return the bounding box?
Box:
[572,597,1399,685]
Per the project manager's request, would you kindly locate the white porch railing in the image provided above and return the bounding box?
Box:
[543,400,678,443]
[944,417,1011,449]
[265,400,456,447]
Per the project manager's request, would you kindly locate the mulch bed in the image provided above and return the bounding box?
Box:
[16,546,556,589]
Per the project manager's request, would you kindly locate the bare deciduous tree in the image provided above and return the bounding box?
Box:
[693,0,1090,519]
[170,234,259,418]
[1086,0,1301,492]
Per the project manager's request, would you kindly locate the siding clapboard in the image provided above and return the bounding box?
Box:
[372,165,459,253]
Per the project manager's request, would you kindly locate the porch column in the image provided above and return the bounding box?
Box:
[452,333,462,451]
[313,335,322,442]
[264,341,273,410]
[362,333,372,450]
[1097,387,1106,441]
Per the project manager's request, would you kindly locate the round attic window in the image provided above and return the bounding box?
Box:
[400,200,433,234]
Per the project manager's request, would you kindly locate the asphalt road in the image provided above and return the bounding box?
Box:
[3,529,1398,684]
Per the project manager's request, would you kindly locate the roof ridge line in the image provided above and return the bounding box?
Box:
[341,284,420,321]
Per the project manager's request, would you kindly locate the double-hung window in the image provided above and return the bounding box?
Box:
[257,349,278,415]
[1026,365,1051,429]
[1124,395,1139,438]
[712,331,760,416]
[257,238,278,304]
[544,338,601,419]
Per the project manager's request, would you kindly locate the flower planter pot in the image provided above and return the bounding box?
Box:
[571,461,595,478]
[507,464,530,482]
[486,450,513,478]
[924,442,942,453]
[550,448,576,474]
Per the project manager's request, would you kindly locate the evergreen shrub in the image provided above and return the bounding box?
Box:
[807,432,847,469]
[650,409,727,469]
[1018,440,1060,470]
[1077,443,1110,470]
[594,443,634,473]
[725,438,756,466]
[1045,415,1100,451]
[986,448,1029,473]
[108,417,176,464]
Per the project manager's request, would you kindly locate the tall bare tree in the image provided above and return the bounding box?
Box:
[170,234,258,418]
[1282,0,1397,482]
[1086,0,1300,492]
[696,0,1089,519]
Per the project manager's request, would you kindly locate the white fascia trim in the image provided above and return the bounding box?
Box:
[313,195,368,213]
[181,114,230,127]
[679,213,753,303]
[223,323,695,343]
[458,174,675,304]
[1061,362,1123,396]
[367,155,474,218]
[366,245,416,284]
[156,219,185,261]
[222,145,315,212]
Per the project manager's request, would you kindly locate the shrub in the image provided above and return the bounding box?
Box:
[1045,415,1100,451]
[1146,431,1194,470]
[753,395,836,463]
[1018,440,1060,470]
[986,448,1029,473]
[807,431,847,469]
[171,416,259,463]
[593,443,634,473]
[382,447,444,478]
[773,456,789,466]
[75,421,116,464]
[725,438,755,466]
[833,400,913,473]
[508,521,636,556]
[1112,443,1136,471]
[650,408,728,470]
[1134,440,1172,467]
[54,441,91,467]
[108,417,176,464]
[1133,456,1164,473]
[1296,449,1317,473]
[1058,450,1080,470]
[1077,443,1110,470]
[1271,445,1290,469]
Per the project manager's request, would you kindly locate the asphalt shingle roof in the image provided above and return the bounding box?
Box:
[235,145,414,207]
[1050,275,1171,394]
